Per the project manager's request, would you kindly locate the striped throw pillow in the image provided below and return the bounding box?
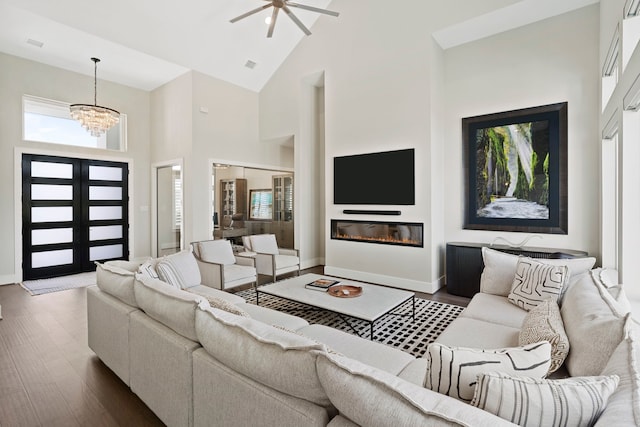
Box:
[156,250,202,289]
[425,341,551,402]
[509,257,568,311]
[472,372,620,427]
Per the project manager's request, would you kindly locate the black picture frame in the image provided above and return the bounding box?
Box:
[462,102,568,234]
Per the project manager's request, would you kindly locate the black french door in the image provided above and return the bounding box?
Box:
[22,154,129,280]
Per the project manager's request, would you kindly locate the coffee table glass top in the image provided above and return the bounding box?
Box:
[257,273,414,322]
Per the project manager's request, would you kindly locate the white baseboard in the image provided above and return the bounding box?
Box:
[301,257,325,271]
[0,274,17,286]
[323,266,444,294]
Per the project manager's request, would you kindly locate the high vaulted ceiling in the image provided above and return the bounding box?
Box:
[0,0,598,93]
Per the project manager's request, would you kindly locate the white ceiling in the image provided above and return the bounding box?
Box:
[0,0,599,93]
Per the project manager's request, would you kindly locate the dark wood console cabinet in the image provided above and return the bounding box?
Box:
[445,242,589,298]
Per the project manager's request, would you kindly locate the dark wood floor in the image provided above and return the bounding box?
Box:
[0,267,468,426]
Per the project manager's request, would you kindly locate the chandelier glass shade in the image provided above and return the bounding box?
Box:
[70,58,120,137]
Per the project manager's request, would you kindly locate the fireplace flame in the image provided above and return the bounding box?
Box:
[334,233,421,245]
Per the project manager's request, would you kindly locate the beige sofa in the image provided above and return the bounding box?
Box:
[87,248,639,426]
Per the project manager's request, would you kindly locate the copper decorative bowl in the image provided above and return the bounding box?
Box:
[327,285,362,298]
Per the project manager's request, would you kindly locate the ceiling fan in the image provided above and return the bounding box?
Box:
[230,0,339,38]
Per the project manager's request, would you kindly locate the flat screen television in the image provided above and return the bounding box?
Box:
[334,148,415,205]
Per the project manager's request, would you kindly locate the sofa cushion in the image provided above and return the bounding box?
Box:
[133,274,205,341]
[184,284,245,305]
[425,341,551,402]
[197,239,236,265]
[155,250,201,289]
[595,314,640,426]
[95,260,141,307]
[459,293,527,329]
[434,317,521,349]
[561,272,628,376]
[472,372,619,427]
[480,247,596,297]
[194,306,330,406]
[508,257,568,311]
[316,352,516,427]
[186,290,249,317]
[519,299,569,374]
[297,324,415,376]
[237,302,310,330]
[250,234,280,255]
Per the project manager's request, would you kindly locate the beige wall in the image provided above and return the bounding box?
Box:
[0,53,151,284]
[259,2,601,292]
[443,5,600,257]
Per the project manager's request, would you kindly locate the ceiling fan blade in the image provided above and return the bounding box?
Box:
[230,3,273,23]
[282,5,311,35]
[287,2,339,17]
[267,7,279,38]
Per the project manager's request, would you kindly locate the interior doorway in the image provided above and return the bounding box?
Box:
[212,164,294,249]
[21,153,129,280]
[152,160,183,257]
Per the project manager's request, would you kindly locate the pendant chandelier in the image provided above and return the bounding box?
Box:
[70,57,120,137]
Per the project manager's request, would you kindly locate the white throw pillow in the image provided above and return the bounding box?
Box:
[156,250,202,289]
[425,341,551,402]
[518,299,569,374]
[472,372,619,427]
[480,247,596,297]
[508,257,568,311]
[138,258,160,279]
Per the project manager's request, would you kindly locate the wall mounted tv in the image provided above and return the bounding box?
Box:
[334,148,415,205]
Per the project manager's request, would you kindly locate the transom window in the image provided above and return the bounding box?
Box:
[23,95,126,151]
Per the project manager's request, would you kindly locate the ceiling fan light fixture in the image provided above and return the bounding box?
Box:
[230,0,339,38]
[70,57,120,137]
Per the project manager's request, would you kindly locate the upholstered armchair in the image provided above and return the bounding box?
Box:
[244,234,300,283]
[191,239,257,290]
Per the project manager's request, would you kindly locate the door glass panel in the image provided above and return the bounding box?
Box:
[32,206,73,222]
[31,184,73,200]
[90,244,123,261]
[90,225,123,241]
[89,206,122,221]
[89,165,122,181]
[157,164,182,256]
[32,228,73,245]
[89,186,122,200]
[32,249,73,268]
[31,161,72,179]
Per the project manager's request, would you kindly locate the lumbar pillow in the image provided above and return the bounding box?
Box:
[472,372,619,427]
[480,247,596,297]
[508,257,568,310]
[518,299,569,374]
[425,341,551,402]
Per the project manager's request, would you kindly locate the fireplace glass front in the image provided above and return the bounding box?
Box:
[331,219,423,247]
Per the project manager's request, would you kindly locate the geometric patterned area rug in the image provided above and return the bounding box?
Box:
[21,271,97,296]
[236,288,464,358]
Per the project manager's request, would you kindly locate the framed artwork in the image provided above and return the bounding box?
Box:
[248,189,273,220]
[462,102,568,234]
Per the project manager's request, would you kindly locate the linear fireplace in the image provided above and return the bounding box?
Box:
[331,219,423,247]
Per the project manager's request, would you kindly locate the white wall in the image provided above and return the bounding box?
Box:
[443,5,601,259]
[260,1,601,292]
[0,52,151,284]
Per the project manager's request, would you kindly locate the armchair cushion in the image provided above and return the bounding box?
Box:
[197,240,236,265]
[156,250,201,289]
[275,254,300,270]
[250,234,280,255]
[223,264,257,283]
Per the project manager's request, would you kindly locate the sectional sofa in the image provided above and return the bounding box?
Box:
[87,247,639,426]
